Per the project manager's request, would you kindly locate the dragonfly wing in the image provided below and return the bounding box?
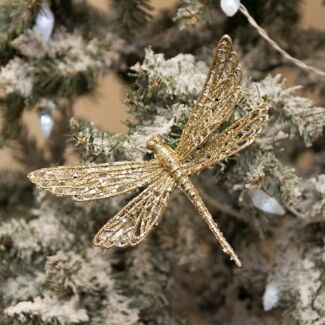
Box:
[185,103,269,174]
[28,160,163,201]
[176,35,242,159]
[93,174,175,248]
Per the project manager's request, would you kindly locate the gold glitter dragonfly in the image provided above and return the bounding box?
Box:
[28,35,268,267]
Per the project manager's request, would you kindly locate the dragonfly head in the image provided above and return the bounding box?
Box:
[146,134,164,151]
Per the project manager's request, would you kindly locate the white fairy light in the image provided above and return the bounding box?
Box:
[249,189,285,216]
[34,4,55,44]
[220,0,241,17]
[263,281,280,311]
[39,112,54,138]
[39,99,55,138]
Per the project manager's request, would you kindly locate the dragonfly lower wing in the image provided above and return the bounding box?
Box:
[93,174,175,248]
[28,160,162,201]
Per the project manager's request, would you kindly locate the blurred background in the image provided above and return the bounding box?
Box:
[0,0,324,170]
[1,1,325,324]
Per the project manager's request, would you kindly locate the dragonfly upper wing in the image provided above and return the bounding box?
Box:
[93,174,175,248]
[176,35,242,159]
[185,103,269,174]
[28,160,162,201]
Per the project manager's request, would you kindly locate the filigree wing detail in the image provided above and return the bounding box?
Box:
[93,174,175,248]
[28,160,162,201]
[185,103,269,174]
[176,35,242,159]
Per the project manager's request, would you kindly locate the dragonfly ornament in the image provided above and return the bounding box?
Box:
[28,35,268,267]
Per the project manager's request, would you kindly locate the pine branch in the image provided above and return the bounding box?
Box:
[110,0,153,39]
[0,0,43,37]
[51,0,107,34]
[0,0,43,66]
[0,93,25,145]
[0,40,16,66]
[33,63,98,99]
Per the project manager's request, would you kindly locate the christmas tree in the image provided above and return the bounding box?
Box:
[0,1,324,324]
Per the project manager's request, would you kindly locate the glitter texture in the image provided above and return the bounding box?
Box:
[28,35,269,267]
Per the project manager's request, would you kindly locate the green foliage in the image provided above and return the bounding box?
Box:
[33,63,98,99]
[110,0,153,39]
[51,0,107,35]
[0,93,25,144]
[51,0,85,27]
[0,40,16,66]
[70,117,129,163]
[0,0,43,37]
[0,0,43,66]
[125,77,162,124]
[0,2,123,153]
[125,48,206,127]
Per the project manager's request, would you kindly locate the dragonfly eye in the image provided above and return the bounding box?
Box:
[146,138,156,150]
[146,135,162,150]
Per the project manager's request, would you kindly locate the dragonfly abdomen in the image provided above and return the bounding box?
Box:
[175,175,242,267]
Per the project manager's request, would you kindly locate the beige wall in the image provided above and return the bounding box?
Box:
[301,0,325,29]
[0,1,324,169]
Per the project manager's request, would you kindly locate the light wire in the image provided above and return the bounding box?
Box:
[239,4,325,78]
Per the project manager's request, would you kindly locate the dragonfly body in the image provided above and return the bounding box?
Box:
[147,134,183,177]
[28,35,269,267]
[147,134,242,266]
